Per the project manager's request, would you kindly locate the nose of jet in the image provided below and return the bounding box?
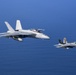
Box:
[42,35,50,40]
[45,36,50,40]
[36,34,50,40]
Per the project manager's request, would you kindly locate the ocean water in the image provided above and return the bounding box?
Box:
[0,0,76,75]
[0,38,76,75]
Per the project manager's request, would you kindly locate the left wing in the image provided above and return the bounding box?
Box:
[0,32,35,37]
[56,44,72,48]
[0,32,19,37]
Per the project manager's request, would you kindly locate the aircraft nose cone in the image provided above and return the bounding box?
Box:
[42,35,50,40]
[45,36,50,39]
[36,34,50,40]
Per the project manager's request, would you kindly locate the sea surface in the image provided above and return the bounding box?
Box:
[0,0,76,75]
[0,37,76,75]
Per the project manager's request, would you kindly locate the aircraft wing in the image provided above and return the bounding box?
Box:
[0,32,35,37]
[54,44,63,48]
[55,44,73,48]
[0,32,19,37]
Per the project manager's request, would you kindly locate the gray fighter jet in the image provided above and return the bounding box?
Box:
[54,38,76,49]
[0,20,50,41]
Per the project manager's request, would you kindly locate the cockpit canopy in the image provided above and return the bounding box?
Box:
[30,29,44,33]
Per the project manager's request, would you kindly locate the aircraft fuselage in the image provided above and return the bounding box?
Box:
[7,29,50,40]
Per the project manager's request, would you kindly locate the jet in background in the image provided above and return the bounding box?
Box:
[54,38,76,49]
[0,20,50,41]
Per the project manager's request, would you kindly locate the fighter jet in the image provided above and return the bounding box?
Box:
[0,20,50,41]
[54,38,76,49]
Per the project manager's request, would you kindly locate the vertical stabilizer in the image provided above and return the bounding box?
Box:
[59,39,63,44]
[5,21,15,32]
[16,20,22,30]
[63,38,67,43]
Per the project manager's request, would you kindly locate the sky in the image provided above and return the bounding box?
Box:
[0,0,76,75]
